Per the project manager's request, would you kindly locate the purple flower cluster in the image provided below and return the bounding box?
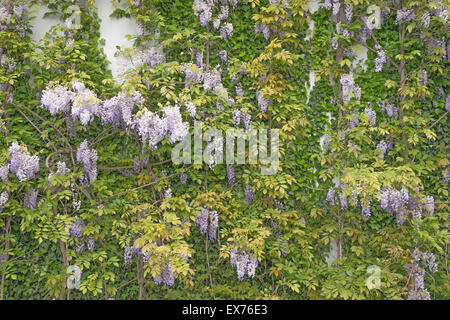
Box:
[144,47,166,68]
[230,246,258,280]
[379,101,398,119]
[379,187,434,225]
[0,191,8,213]
[153,262,175,286]
[421,12,430,28]
[164,188,172,199]
[244,184,254,203]
[364,108,376,126]
[71,82,102,126]
[9,142,40,182]
[41,84,75,116]
[180,173,188,184]
[69,219,85,238]
[226,164,235,185]
[117,47,165,75]
[194,207,219,241]
[374,45,387,72]
[132,105,189,149]
[326,188,335,204]
[124,246,135,265]
[0,164,9,182]
[256,90,272,113]
[205,136,223,170]
[76,140,98,184]
[217,49,228,64]
[203,70,222,91]
[185,102,197,117]
[361,203,371,220]
[24,189,38,209]
[321,133,331,151]
[87,237,95,252]
[193,0,212,27]
[232,109,252,131]
[340,74,360,104]
[344,3,353,23]
[376,140,393,158]
[101,91,143,127]
[396,9,416,24]
[444,167,450,184]
[406,248,438,300]
[220,22,233,39]
[133,156,148,173]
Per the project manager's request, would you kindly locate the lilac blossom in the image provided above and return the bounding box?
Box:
[423,196,434,216]
[235,83,244,97]
[340,74,360,104]
[217,49,228,63]
[164,188,172,199]
[218,5,229,21]
[203,70,221,91]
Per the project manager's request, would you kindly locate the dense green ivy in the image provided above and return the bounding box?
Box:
[0,0,448,300]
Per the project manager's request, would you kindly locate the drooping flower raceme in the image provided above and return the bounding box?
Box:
[256,90,272,112]
[131,105,188,150]
[101,91,143,127]
[379,101,398,119]
[71,82,102,126]
[9,142,40,182]
[194,208,219,241]
[41,84,75,116]
[374,45,387,72]
[76,140,98,184]
[24,189,38,209]
[69,219,85,238]
[0,191,8,213]
[364,108,376,126]
[0,164,9,182]
[230,246,258,280]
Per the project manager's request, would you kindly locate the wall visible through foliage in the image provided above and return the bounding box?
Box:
[0,0,448,300]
